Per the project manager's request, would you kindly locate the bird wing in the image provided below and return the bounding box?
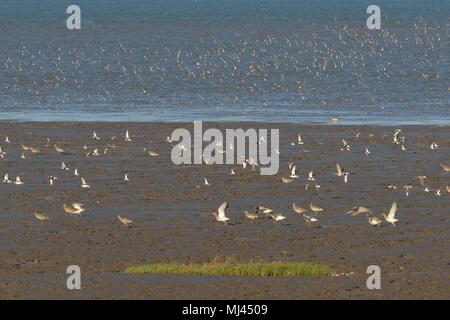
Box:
[291,165,296,175]
[388,202,397,219]
[81,177,87,185]
[336,163,342,175]
[217,202,229,219]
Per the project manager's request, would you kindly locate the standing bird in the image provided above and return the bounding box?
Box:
[292,203,307,214]
[382,202,398,227]
[63,203,85,216]
[310,203,324,214]
[33,212,49,222]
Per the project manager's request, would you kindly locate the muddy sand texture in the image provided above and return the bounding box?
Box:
[0,122,448,299]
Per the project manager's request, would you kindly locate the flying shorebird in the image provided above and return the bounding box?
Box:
[74,168,79,176]
[61,161,69,171]
[307,171,315,182]
[118,215,133,227]
[165,136,172,144]
[292,203,307,214]
[365,147,371,156]
[440,163,450,173]
[5,136,10,143]
[230,168,236,175]
[63,203,85,216]
[335,163,349,183]
[33,212,49,222]
[80,177,90,189]
[30,146,40,154]
[346,206,371,216]
[297,133,304,145]
[341,139,351,151]
[14,176,23,185]
[403,184,413,196]
[382,202,398,227]
[125,130,132,142]
[268,213,286,222]
[393,129,402,144]
[417,175,427,186]
[310,203,324,214]
[48,176,57,186]
[430,142,438,150]
[3,173,12,184]
[204,177,210,186]
[92,131,100,140]
[123,173,130,182]
[255,206,273,215]
[289,165,299,178]
[244,210,259,222]
[20,152,26,159]
[21,144,31,151]
[212,202,230,225]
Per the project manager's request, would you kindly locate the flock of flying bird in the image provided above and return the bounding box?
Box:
[2,126,447,229]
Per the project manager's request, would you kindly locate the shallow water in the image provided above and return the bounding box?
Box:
[0,0,448,124]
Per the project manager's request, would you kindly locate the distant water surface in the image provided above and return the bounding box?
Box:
[0,0,448,124]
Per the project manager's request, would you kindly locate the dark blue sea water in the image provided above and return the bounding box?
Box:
[0,0,448,124]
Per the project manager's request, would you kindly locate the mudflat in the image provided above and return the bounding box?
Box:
[0,122,448,299]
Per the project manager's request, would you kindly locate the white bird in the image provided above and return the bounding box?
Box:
[341,139,351,151]
[123,173,130,182]
[14,176,23,185]
[118,215,133,227]
[92,148,100,156]
[430,142,438,150]
[125,130,132,142]
[297,133,304,145]
[3,173,12,184]
[230,168,236,175]
[365,147,371,156]
[393,129,402,144]
[92,131,100,140]
[5,136,10,143]
[74,168,79,176]
[204,177,210,186]
[48,176,57,186]
[289,165,299,178]
[165,136,172,143]
[20,152,26,159]
[212,202,230,225]
[303,214,318,227]
[436,189,441,196]
[61,161,69,171]
[382,202,398,227]
[268,213,286,222]
[307,171,315,182]
[80,177,90,189]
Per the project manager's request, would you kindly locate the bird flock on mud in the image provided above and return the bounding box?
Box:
[1,126,448,228]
